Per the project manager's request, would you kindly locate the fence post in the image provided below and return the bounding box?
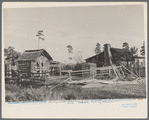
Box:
[120,67,125,78]
[69,71,72,81]
[44,72,47,84]
[109,68,111,77]
[93,69,94,80]
[60,65,62,76]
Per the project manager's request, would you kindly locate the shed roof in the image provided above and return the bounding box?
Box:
[17,49,53,61]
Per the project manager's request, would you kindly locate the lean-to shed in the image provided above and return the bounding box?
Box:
[17,49,53,78]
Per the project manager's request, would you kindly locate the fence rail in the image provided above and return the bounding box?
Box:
[5,59,146,85]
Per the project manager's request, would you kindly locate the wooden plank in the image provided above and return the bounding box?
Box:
[32,79,46,81]
[96,66,121,71]
[18,69,30,71]
[117,61,139,77]
[19,72,30,74]
[18,65,30,67]
[71,69,90,73]
[120,67,125,77]
[18,67,30,70]
[19,70,30,72]
[18,64,31,66]
[31,72,46,74]
[18,63,27,65]
[96,73,109,76]
[61,69,90,73]
[18,67,31,70]
[18,65,30,68]
[18,63,29,65]
[71,72,84,75]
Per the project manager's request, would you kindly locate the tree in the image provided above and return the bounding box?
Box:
[122,42,138,68]
[67,45,73,63]
[140,41,145,56]
[5,46,21,65]
[4,46,21,77]
[130,46,138,57]
[123,42,129,50]
[36,30,44,49]
[94,43,101,55]
[74,51,83,64]
[123,42,138,57]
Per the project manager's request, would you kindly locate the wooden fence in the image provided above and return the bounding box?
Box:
[5,58,146,85]
[61,66,123,81]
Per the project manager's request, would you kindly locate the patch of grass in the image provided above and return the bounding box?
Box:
[5,82,146,102]
[5,84,20,93]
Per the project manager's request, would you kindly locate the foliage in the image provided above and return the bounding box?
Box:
[67,45,73,54]
[130,46,138,56]
[67,45,73,63]
[140,41,145,56]
[73,51,83,63]
[123,42,129,50]
[73,63,82,70]
[4,46,21,65]
[122,42,138,61]
[62,64,74,70]
[36,30,44,40]
[94,43,101,55]
[5,82,146,102]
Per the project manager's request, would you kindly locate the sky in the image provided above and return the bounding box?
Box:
[3,3,146,63]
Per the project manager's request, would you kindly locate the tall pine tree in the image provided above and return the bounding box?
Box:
[94,43,101,55]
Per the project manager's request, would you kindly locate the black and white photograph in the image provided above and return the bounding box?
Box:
[2,2,147,118]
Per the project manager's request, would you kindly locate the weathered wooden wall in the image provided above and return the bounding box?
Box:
[18,61,31,78]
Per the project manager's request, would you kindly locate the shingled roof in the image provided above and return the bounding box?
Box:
[17,49,53,61]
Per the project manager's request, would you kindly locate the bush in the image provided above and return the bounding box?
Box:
[5,83,146,102]
[5,95,15,102]
[63,92,77,100]
[5,84,20,93]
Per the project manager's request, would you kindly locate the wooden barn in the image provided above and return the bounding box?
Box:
[17,49,53,78]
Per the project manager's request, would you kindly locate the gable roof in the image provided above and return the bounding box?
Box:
[84,52,104,60]
[85,47,132,61]
[17,49,53,61]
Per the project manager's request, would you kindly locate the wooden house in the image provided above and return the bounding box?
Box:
[85,44,145,77]
[17,49,53,78]
[85,44,133,67]
[85,52,104,67]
